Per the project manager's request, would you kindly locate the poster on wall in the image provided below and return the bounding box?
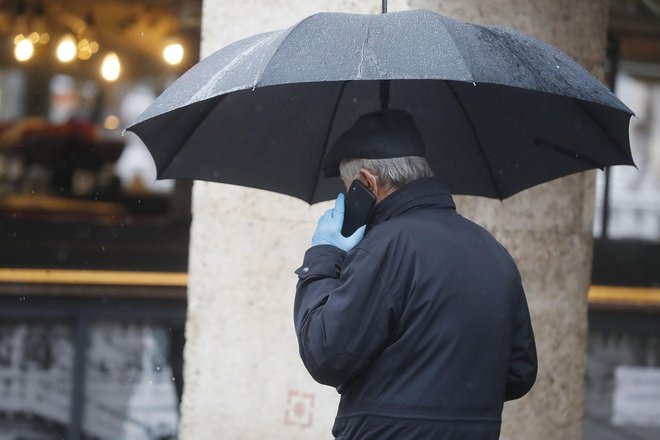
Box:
[613,366,660,427]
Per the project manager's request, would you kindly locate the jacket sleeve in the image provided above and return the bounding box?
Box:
[505,277,537,401]
[293,244,401,388]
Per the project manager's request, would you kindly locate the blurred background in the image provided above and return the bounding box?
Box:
[0,0,199,439]
[0,0,657,439]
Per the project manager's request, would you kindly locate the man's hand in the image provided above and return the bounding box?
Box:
[312,193,366,252]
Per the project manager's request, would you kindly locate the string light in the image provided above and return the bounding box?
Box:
[14,38,34,62]
[163,43,184,65]
[28,32,40,44]
[7,14,183,71]
[101,52,121,81]
[78,39,92,60]
[56,34,77,63]
[103,115,120,130]
[13,28,50,62]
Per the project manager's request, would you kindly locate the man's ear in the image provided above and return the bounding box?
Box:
[359,168,378,194]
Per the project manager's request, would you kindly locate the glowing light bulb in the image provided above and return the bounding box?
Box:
[15,39,34,62]
[56,35,77,63]
[163,43,184,65]
[78,48,92,60]
[77,39,92,60]
[101,52,120,81]
[104,115,120,130]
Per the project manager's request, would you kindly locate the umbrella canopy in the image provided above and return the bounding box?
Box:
[127,9,634,204]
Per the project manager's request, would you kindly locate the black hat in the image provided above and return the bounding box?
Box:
[322,109,426,177]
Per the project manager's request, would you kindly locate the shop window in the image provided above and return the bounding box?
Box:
[594,72,660,242]
[0,297,186,440]
[0,0,202,273]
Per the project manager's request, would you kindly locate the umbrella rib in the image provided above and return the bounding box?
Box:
[158,95,228,178]
[308,81,349,202]
[533,137,605,169]
[254,15,316,88]
[573,99,635,165]
[445,81,505,199]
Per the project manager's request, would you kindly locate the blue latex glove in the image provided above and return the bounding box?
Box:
[312,193,366,252]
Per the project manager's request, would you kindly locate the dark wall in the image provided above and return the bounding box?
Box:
[591,238,660,287]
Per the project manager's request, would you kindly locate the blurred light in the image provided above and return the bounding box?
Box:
[89,41,99,53]
[101,52,120,81]
[56,35,77,63]
[13,34,25,45]
[163,43,184,65]
[104,115,120,130]
[39,33,50,44]
[28,32,40,44]
[79,48,92,60]
[15,39,34,62]
[78,39,92,60]
[73,20,86,36]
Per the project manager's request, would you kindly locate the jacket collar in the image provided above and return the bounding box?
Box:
[368,177,456,229]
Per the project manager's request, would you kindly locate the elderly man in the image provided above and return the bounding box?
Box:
[294,109,537,440]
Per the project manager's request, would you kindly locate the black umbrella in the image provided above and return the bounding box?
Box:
[127,8,634,204]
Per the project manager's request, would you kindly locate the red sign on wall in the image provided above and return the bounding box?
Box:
[284,390,315,428]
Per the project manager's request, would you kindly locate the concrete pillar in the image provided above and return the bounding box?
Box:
[181,3,379,439]
[400,1,606,439]
[182,1,607,439]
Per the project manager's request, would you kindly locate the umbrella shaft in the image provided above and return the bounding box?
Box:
[382,0,387,13]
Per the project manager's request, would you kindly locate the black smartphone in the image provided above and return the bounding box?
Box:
[341,179,376,237]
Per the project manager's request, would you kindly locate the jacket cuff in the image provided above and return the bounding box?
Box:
[295,245,346,280]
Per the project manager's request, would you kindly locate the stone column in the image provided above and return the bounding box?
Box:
[399,1,605,439]
[183,1,607,439]
[181,3,379,439]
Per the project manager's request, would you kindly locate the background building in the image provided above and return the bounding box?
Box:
[586,2,660,439]
[0,1,200,438]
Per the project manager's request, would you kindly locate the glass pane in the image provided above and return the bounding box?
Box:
[82,322,179,439]
[584,330,660,440]
[594,72,660,241]
[0,322,73,439]
[0,0,201,273]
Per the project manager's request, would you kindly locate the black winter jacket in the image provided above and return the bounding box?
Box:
[294,177,537,440]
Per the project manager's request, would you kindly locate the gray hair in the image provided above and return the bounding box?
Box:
[339,156,434,190]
